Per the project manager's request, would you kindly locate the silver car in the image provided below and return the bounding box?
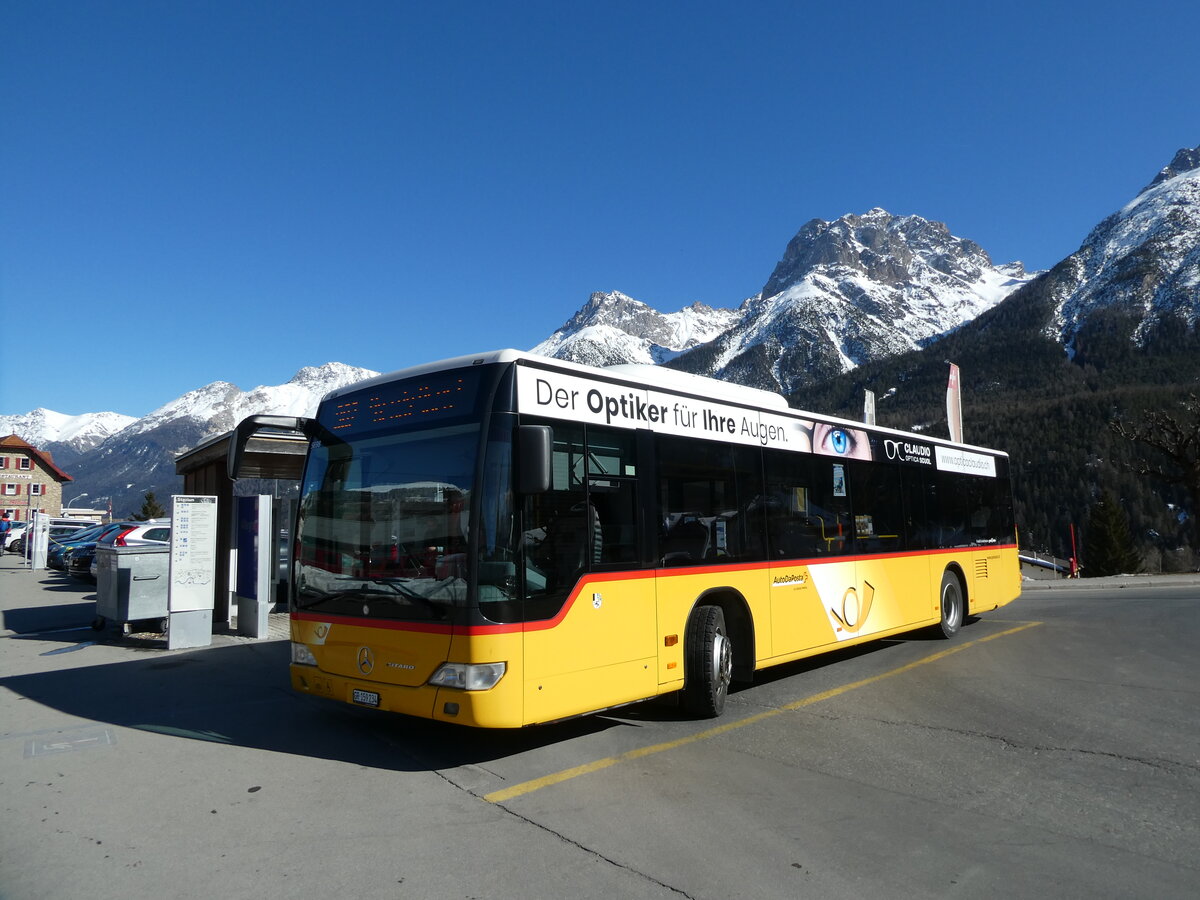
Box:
[96,520,171,548]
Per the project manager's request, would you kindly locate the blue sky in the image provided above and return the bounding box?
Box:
[3,0,1198,418]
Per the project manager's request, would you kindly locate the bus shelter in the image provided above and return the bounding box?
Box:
[175,427,306,632]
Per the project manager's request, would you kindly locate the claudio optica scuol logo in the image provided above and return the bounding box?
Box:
[830,581,876,634]
[882,438,933,466]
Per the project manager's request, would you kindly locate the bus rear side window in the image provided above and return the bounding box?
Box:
[657,437,764,565]
[763,450,854,558]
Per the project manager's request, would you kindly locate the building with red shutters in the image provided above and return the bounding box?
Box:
[0,434,73,521]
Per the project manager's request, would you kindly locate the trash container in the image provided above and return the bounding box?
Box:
[94,543,170,632]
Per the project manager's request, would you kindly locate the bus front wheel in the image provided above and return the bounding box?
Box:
[938,571,964,638]
[681,605,732,717]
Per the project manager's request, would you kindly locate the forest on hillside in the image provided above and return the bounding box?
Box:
[798,271,1200,574]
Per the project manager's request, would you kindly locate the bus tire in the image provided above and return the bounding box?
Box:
[681,605,732,718]
[938,570,964,638]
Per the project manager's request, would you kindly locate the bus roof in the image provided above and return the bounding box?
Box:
[322,349,1009,459]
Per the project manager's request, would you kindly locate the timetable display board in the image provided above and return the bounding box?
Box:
[169,495,218,612]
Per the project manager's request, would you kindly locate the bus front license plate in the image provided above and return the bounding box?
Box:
[352,689,380,707]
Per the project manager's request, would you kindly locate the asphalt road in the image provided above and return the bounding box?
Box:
[2,564,1198,899]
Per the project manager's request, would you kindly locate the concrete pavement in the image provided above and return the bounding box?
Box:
[4,550,1199,899]
[0,552,681,900]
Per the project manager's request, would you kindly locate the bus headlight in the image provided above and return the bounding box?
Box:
[291,642,318,666]
[428,662,506,691]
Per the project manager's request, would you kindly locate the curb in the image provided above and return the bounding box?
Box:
[1022,573,1200,591]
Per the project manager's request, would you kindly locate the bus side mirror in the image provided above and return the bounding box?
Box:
[516,425,552,494]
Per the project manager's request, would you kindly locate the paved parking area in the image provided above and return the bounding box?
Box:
[3,554,1199,899]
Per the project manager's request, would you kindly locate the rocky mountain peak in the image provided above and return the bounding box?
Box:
[761,209,995,298]
[0,408,137,466]
[531,209,1034,395]
[657,210,1033,393]
[1145,144,1200,191]
[563,292,665,333]
[287,362,377,389]
[1050,144,1200,346]
[531,291,743,368]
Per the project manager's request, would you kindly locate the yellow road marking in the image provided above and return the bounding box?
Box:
[483,621,1043,803]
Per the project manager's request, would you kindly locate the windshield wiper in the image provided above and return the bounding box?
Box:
[370,579,451,616]
[296,584,448,618]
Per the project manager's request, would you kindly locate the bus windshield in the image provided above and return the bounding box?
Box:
[294,423,478,621]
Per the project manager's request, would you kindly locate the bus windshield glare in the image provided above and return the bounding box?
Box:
[295,424,478,620]
[294,368,492,622]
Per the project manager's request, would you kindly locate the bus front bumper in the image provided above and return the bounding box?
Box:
[289,664,526,728]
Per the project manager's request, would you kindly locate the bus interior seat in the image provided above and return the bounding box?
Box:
[661,517,709,564]
[541,502,601,580]
[770,516,823,558]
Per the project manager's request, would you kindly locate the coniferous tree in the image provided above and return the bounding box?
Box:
[1082,491,1142,577]
[1110,393,1200,550]
[133,491,168,521]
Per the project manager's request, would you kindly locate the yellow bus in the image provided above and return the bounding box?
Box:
[230,351,1020,727]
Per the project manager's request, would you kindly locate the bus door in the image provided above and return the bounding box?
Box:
[843,459,930,632]
[926,467,1011,616]
[765,453,858,654]
[656,438,773,662]
[520,424,655,723]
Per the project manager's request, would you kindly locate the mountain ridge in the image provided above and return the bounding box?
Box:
[530,290,744,367]
[796,144,1200,569]
[537,208,1037,394]
[4,144,1197,544]
[1,362,378,515]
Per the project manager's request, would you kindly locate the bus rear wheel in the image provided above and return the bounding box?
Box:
[681,605,732,718]
[938,571,964,638]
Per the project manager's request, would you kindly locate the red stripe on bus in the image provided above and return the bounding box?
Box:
[292,544,1017,637]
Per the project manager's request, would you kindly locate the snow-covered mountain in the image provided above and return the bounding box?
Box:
[668,210,1034,392]
[531,291,743,367]
[0,409,136,467]
[533,211,1035,393]
[118,363,378,442]
[9,363,378,516]
[1047,145,1200,349]
[9,143,1197,518]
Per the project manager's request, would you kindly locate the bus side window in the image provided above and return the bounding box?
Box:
[935,472,976,547]
[901,468,936,549]
[938,470,1009,545]
[522,423,588,611]
[588,477,638,566]
[585,427,640,567]
[763,450,854,558]
[656,437,763,565]
[848,461,905,552]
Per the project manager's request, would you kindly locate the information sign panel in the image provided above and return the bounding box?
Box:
[169,495,218,612]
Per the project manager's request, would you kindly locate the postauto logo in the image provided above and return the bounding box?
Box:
[882,439,933,466]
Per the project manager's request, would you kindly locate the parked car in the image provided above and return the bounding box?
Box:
[59,522,139,580]
[66,543,100,581]
[90,520,171,581]
[2,521,30,552]
[9,522,92,557]
[49,517,99,529]
[97,520,171,548]
[47,523,113,570]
